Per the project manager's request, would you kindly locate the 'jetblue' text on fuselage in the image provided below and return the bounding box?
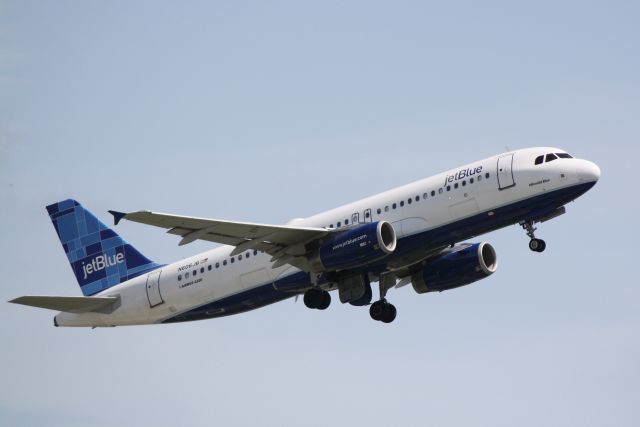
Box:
[444,166,483,186]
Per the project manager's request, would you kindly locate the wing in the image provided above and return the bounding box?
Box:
[109,210,332,271]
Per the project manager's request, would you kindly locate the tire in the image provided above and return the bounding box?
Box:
[369,301,385,321]
[381,303,397,323]
[303,290,317,309]
[317,291,331,310]
[529,239,541,252]
[537,239,546,252]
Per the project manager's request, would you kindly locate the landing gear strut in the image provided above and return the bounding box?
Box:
[303,288,331,310]
[521,219,546,252]
[369,276,397,323]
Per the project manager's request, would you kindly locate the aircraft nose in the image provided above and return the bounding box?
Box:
[579,160,601,182]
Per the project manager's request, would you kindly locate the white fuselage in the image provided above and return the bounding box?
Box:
[55,147,600,327]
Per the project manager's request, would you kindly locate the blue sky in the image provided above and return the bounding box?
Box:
[1,1,639,426]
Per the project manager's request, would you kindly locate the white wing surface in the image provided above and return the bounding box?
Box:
[110,210,333,270]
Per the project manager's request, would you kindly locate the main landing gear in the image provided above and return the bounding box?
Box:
[521,219,546,253]
[303,288,331,310]
[369,299,396,323]
[369,276,397,323]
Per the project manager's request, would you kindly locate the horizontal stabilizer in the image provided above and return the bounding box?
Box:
[9,295,120,313]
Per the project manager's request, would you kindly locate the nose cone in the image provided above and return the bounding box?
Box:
[579,160,601,183]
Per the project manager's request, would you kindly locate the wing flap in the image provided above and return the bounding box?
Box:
[9,295,120,313]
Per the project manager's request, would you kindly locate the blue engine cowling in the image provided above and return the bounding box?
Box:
[411,242,498,293]
[309,221,397,272]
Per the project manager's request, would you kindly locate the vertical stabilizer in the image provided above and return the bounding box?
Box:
[46,199,161,296]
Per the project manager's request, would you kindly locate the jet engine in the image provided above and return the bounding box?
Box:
[309,221,396,272]
[412,242,497,293]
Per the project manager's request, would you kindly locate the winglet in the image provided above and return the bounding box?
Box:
[108,210,127,225]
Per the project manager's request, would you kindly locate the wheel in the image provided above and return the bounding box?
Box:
[369,301,385,321]
[381,303,397,323]
[317,291,331,310]
[537,239,546,252]
[529,238,544,252]
[303,289,323,309]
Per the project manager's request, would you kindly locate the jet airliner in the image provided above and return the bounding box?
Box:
[10,147,600,326]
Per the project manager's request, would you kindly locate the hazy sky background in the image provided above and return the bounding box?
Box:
[1,1,638,426]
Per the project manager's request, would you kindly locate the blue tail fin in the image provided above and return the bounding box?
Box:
[46,199,161,296]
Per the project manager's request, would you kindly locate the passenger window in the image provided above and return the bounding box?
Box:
[223,260,227,266]
[337,221,341,227]
[385,206,389,212]
[200,267,204,273]
[431,190,435,196]
[400,201,404,207]
[216,262,220,268]
[470,178,474,184]
[208,265,212,271]
[415,196,419,202]
[178,274,182,281]
[253,250,258,256]
[535,155,544,165]
[230,257,235,263]
[246,252,250,258]
[447,185,451,191]
[193,270,197,276]
[423,193,428,199]
[485,172,490,179]
[238,254,242,261]
[392,203,397,209]
[438,188,443,194]
[477,175,482,181]
[462,180,466,186]
[407,198,412,204]
[345,219,349,225]
[454,183,459,189]
[329,224,333,228]
[377,208,382,214]
[365,211,370,218]
[185,272,190,278]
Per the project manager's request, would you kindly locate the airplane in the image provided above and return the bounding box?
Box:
[9,147,600,327]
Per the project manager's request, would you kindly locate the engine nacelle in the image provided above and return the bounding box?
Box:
[412,242,498,294]
[309,221,396,272]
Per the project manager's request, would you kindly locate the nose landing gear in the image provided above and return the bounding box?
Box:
[521,219,546,252]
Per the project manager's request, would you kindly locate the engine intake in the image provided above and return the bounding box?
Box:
[412,242,497,294]
[309,221,396,272]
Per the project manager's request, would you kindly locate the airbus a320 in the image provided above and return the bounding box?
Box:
[10,148,600,326]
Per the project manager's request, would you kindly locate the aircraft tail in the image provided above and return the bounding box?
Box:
[46,199,161,296]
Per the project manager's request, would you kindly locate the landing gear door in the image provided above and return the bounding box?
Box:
[146,270,164,308]
[497,154,516,190]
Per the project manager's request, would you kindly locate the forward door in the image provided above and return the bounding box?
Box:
[497,154,516,190]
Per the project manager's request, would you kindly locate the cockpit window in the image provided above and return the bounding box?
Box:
[545,153,558,162]
[556,153,573,159]
[534,155,544,165]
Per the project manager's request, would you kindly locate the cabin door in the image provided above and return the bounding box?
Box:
[146,270,164,308]
[497,154,516,190]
